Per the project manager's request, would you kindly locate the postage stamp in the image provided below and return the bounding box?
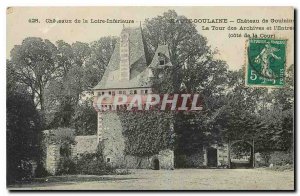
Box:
[246,38,287,87]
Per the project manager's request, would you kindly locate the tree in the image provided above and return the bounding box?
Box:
[10,37,59,112]
[255,65,294,151]
[72,100,97,135]
[143,10,230,158]
[7,78,43,183]
[143,10,212,92]
[43,38,116,133]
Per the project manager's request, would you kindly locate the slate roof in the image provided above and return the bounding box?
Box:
[93,27,171,90]
[74,135,98,154]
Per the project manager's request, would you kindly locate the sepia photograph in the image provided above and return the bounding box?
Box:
[6,6,294,190]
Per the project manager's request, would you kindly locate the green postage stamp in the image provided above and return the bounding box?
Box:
[246,38,287,87]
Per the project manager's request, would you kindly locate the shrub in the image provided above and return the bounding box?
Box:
[75,153,115,175]
[57,157,76,175]
[35,163,49,178]
[267,164,294,171]
[268,151,293,166]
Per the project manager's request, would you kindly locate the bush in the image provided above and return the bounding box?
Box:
[269,151,293,166]
[256,151,293,167]
[57,158,76,175]
[35,163,49,178]
[267,164,294,171]
[75,153,115,175]
[115,168,131,175]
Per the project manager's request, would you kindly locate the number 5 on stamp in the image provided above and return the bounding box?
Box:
[246,38,287,87]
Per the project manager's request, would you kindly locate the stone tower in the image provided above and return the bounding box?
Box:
[93,26,174,169]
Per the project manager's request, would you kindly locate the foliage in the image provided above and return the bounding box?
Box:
[118,109,174,157]
[43,127,75,145]
[144,10,211,92]
[9,37,59,111]
[72,100,97,135]
[267,164,293,171]
[75,145,115,175]
[57,157,77,175]
[143,10,229,159]
[6,9,294,175]
[43,38,116,131]
[254,65,294,151]
[7,84,43,183]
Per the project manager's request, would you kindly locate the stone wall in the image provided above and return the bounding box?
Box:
[123,149,174,169]
[157,149,174,169]
[217,144,229,166]
[101,112,126,168]
[45,144,61,175]
[99,112,174,169]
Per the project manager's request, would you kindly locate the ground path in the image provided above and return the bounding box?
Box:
[9,168,294,190]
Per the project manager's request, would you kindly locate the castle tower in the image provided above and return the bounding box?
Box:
[93,25,173,168]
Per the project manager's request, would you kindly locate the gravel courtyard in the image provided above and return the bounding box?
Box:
[10,168,294,190]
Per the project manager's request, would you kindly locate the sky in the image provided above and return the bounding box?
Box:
[7,7,294,70]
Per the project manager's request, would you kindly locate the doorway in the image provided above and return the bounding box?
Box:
[153,158,160,170]
[207,147,218,167]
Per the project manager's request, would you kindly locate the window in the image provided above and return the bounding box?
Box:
[108,91,111,95]
[145,90,148,94]
[119,91,122,94]
[159,60,165,65]
[134,90,137,94]
[123,90,126,95]
[98,92,102,96]
[102,92,105,95]
[106,158,111,163]
[112,91,115,96]
[141,90,145,94]
[130,90,133,94]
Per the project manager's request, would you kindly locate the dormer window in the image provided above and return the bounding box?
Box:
[158,52,162,57]
[159,60,165,65]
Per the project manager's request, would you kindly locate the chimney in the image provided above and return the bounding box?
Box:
[119,29,130,80]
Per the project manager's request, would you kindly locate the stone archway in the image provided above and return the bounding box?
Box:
[229,140,255,169]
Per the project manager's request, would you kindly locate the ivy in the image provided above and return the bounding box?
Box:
[117,108,175,157]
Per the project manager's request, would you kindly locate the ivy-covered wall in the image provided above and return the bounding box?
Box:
[99,110,175,169]
[101,112,126,168]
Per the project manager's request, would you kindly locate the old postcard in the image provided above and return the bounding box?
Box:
[6,7,294,190]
